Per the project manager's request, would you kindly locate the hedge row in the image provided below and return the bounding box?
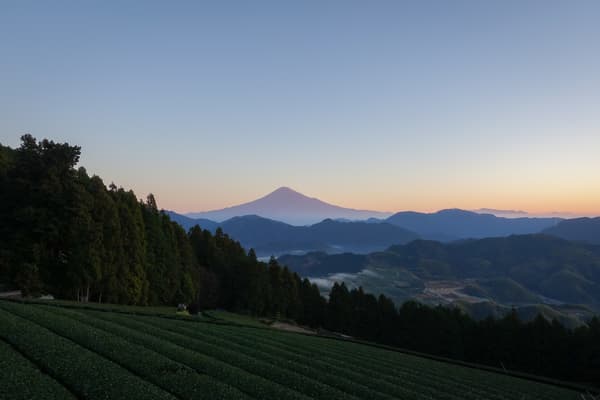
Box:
[0,301,245,400]
[40,304,307,400]
[0,339,76,400]
[85,308,361,400]
[0,306,173,400]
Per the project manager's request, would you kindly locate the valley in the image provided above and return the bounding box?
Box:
[281,235,600,327]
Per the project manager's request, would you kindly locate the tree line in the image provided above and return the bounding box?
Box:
[325,283,599,387]
[0,135,598,388]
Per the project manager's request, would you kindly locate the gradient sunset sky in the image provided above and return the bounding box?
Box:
[1,1,599,216]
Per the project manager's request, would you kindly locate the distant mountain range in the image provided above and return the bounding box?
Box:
[166,187,600,255]
[165,212,418,256]
[385,209,561,241]
[279,234,600,327]
[184,186,392,225]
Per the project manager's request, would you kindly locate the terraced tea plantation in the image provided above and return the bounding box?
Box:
[0,300,583,400]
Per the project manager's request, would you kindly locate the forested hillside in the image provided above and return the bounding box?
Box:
[0,136,324,322]
[543,217,600,244]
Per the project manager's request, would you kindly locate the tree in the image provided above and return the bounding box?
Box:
[327,282,351,332]
[64,169,103,302]
[267,257,285,317]
[112,188,148,304]
[1,135,81,296]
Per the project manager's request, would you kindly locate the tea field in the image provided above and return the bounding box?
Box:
[0,300,584,399]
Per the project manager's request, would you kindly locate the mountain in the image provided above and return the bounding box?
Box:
[280,234,600,324]
[167,213,418,256]
[219,215,419,256]
[185,186,392,225]
[385,209,561,240]
[543,217,600,244]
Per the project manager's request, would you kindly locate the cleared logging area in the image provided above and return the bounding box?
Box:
[0,300,585,400]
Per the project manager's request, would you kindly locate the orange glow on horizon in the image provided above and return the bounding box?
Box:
[160,188,600,218]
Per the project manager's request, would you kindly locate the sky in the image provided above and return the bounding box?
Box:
[1,1,599,216]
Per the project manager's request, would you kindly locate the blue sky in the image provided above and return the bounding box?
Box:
[1,1,599,214]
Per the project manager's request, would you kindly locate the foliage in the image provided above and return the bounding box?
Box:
[0,305,173,399]
[0,136,256,307]
[0,300,246,400]
[0,340,76,400]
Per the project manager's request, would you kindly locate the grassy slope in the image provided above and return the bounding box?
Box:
[0,300,588,400]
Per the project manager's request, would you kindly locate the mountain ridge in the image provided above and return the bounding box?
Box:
[166,212,418,256]
[385,209,561,240]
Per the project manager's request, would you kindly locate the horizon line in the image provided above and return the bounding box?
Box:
[164,186,598,219]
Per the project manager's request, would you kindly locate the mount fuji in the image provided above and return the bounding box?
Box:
[185,187,392,226]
